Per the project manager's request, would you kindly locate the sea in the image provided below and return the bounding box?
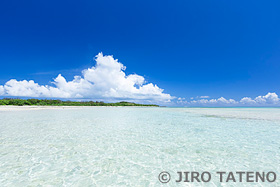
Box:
[0,107,279,186]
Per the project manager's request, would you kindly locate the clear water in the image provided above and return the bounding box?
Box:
[0,107,280,186]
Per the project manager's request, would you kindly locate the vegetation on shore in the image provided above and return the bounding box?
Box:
[0,98,159,107]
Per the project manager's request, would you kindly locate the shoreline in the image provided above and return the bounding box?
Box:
[0,105,159,111]
[0,105,90,111]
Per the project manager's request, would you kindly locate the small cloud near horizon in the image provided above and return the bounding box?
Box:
[177,92,280,106]
[199,96,209,99]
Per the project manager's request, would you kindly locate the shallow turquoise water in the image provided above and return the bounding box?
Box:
[0,107,280,186]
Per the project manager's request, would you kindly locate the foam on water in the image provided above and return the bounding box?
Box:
[0,107,280,186]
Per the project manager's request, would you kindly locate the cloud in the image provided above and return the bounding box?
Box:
[199,96,209,99]
[188,96,210,100]
[240,92,279,105]
[0,53,173,103]
[0,85,4,95]
[240,97,256,105]
[189,97,238,106]
[178,92,280,106]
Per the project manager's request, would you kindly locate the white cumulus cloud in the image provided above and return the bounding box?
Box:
[0,53,173,103]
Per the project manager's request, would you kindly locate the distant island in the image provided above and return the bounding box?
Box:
[0,98,159,107]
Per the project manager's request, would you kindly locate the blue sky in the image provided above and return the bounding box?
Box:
[0,0,280,105]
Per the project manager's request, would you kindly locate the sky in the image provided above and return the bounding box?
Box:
[0,0,280,106]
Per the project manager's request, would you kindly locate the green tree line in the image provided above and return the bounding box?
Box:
[0,98,159,107]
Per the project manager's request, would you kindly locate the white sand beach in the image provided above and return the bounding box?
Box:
[0,105,89,111]
[0,105,150,111]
